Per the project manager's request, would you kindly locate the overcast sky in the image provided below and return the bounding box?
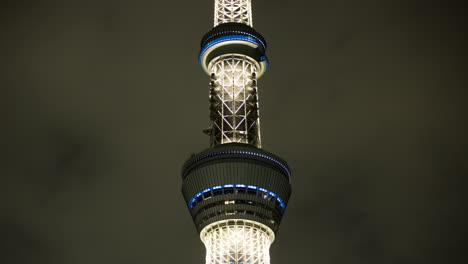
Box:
[1,0,467,263]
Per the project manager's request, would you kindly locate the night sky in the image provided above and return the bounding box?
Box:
[1,0,467,263]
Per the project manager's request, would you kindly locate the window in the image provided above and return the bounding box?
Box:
[224,187,234,194]
[236,187,246,194]
[189,185,285,213]
[204,191,212,199]
[247,188,257,195]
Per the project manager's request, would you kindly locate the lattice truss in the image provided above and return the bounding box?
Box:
[215,0,253,26]
[201,220,274,264]
[208,55,261,147]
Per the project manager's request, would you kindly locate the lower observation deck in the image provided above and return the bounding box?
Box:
[181,143,291,233]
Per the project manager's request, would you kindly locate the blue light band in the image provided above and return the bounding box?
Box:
[188,184,286,212]
[199,34,265,66]
[186,150,291,181]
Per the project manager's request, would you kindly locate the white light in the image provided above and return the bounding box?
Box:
[215,0,253,26]
[201,219,274,264]
[210,55,261,147]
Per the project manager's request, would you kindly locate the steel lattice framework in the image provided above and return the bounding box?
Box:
[209,55,261,147]
[182,1,292,264]
[201,220,274,264]
[215,0,253,26]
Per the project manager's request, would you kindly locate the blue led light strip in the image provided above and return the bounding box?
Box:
[199,34,263,65]
[186,150,291,181]
[189,184,286,212]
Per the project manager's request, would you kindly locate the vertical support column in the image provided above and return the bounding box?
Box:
[214,0,253,26]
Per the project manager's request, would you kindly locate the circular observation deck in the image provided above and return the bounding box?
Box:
[181,143,291,233]
[199,23,269,78]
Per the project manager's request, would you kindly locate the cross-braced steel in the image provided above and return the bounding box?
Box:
[215,0,253,26]
[183,1,291,264]
[201,220,274,264]
[208,55,261,147]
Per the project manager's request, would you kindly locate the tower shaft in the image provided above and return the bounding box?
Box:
[182,1,291,264]
[215,0,253,26]
[207,0,263,147]
[209,55,261,147]
[202,220,273,264]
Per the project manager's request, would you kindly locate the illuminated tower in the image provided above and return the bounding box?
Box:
[181,1,291,264]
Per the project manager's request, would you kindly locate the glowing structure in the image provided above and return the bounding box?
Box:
[182,1,291,264]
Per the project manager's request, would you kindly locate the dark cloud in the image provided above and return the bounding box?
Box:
[0,218,55,264]
[1,0,467,263]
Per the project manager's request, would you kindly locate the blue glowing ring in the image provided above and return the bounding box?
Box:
[199,34,264,66]
[188,184,286,212]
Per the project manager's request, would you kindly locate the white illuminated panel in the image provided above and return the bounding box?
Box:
[215,0,253,26]
[201,220,274,264]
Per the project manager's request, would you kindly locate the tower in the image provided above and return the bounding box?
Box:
[181,1,291,264]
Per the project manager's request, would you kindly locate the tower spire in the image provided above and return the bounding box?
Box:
[182,1,292,263]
